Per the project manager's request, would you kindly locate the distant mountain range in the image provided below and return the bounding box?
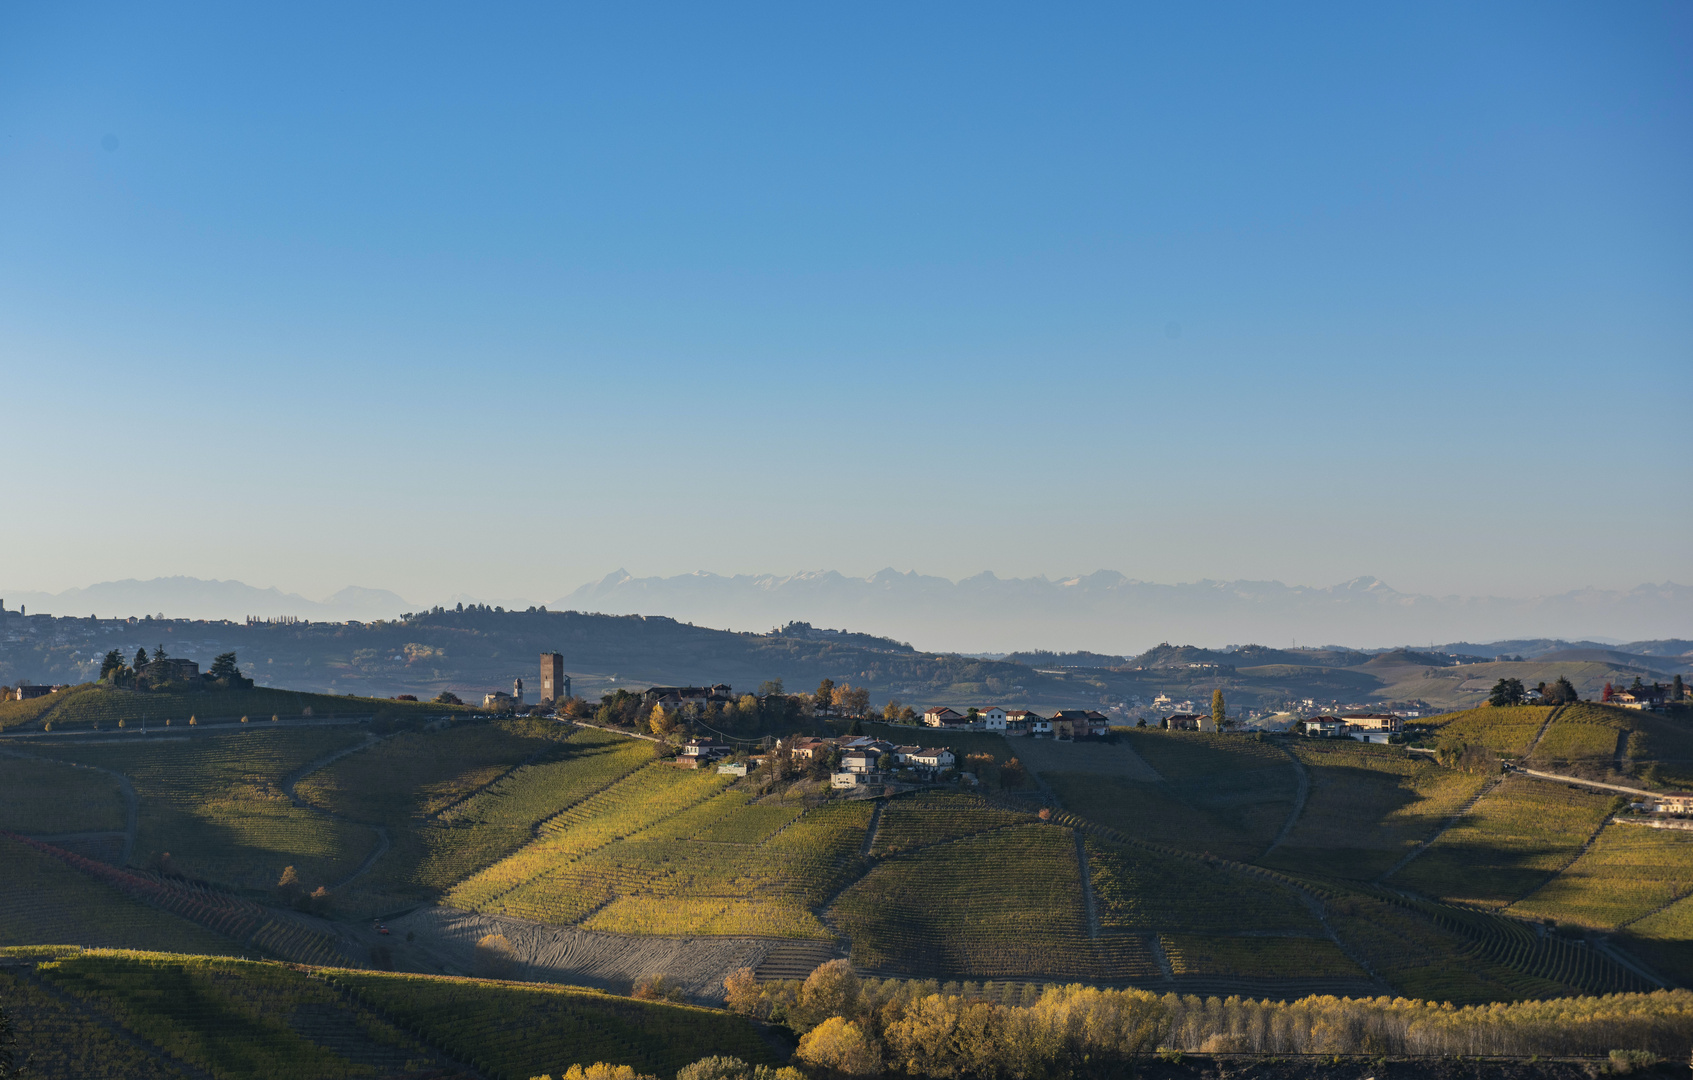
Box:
[0,577,412,623]
[557,569,1693,654]
[5,571,1689,655]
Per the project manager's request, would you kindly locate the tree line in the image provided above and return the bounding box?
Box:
[709,961,1693,1076]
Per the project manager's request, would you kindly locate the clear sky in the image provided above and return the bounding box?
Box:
[2,2,1689,605]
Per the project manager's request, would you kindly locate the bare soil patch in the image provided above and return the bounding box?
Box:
[368,905,784,1004]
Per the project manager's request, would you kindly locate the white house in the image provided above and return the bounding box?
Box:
[973,706,1008,729]
[1029,714,1054,737]
[831,771,866,789]
[1004,709,1039,734]
[841,750,878,774]
[1342,713,1402,733]
[907,747,957,770]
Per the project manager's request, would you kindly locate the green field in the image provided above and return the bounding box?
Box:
[1263,740,1488,879]
[1389,774,1615,908]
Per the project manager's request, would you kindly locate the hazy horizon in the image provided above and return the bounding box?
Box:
[3,4,1689,609]
[5,570,1687,656]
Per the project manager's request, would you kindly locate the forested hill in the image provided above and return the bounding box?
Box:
[3,606,1683,714]
[0,607,1073,707]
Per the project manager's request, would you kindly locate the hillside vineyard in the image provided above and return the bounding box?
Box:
[5,677,1693,1077]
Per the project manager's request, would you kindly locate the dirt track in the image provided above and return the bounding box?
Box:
[369,906,785,1003]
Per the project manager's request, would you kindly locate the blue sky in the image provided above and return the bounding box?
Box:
[2,2,1689,604]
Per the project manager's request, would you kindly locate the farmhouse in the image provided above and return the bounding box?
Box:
[1164,713,1207,732]
[12,684,65,701]
[840,749,879,774]
[1342,713,1402,732]
[923,706,968,727]
[1004,709,1039,734]
[1302,717,1347,737]
[788,737,833,761]
[1642,792,1693,813]
[973,706,1008,729]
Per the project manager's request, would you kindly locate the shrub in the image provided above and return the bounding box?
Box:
[631,974,685,1002]
[1609,1049,1661,1074]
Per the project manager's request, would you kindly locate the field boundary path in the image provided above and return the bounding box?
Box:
[1376,775,1502,884]
[1524,705,1564,759]
[1509,766,1657,800]
[279,731,394,888]
[569,720,660,742]
[0,746,140,865]
[1260,743,1310,858]
[0,715,376,741]
[858,800,883,857]
[1074,829,1100,939]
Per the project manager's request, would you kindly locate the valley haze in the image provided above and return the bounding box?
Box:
[4,571,1688,654]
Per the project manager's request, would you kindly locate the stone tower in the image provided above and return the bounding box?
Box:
[541,652,566,703]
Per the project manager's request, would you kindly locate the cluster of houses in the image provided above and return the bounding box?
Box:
[921,705,1111,738]
[676,733,959,788]
[1298,713,1403,744]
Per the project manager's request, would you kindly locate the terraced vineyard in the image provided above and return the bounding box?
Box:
[1325,893,1573,1004]
[1389,774,1616,907]
[0,966,194,1079]
[829,823,1157,980]
[578,797,873,938]
[1160,933,1364,979]
[294,716,578,820]
[868,793,1034,855]
[329,969,780,1078]
[16,726,374,892]
[1044,768,1291,862]
[1623,891,1693,983]
[1086,839,1319,934]
[1508,822,1693,929]
[1424,705,1553,757]
[0,685,94,731]
[1263,740,1489,879]
[36,952,449,1080]
[447,764,731,914]
[2,682,469,733]
[0,754,128,834]
[0,835,236,954]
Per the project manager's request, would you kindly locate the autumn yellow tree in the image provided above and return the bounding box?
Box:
[797,1017,881,1077]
